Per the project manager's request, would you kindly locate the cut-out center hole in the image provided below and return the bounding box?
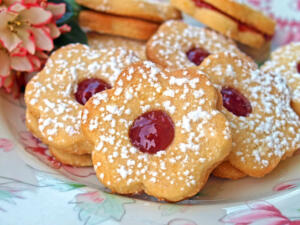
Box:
[297,62,300,73]
[186,48,210,66]
[129,110,175,154]
[221,87,252,117]
[75,78,111,105]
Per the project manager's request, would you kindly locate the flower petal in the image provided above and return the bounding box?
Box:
[47,3,65,20]
[17,28,36,54]
[47,23,60,39]
[31,27,53,51]
[8,2,26,12]
[20,6,52,26]
[28,54,41,71]
[0,30,21,52]
[59,24,71,33]
[11,55,33,72]
[0,49,10,76]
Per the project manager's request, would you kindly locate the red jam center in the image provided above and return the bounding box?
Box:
[75,78,111,105]
[297,62,300,73]
[186,48,210,66]
[129,110,175,154]
[221,87,252,117]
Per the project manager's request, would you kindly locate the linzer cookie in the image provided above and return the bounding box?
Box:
[76,0,181,22]
[82,61,232,202]
[261,42,300,116]
[213,161,246,180]
[25,44,139,166]
[146,20,246,70]
[200,52,300,178]
[170,0,276,48]
[88,32,146,60]
[79,10,159,41]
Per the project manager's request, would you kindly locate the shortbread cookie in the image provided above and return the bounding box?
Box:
[213,161,246,180]
[82,61,232,202]
[146,20,246,70]
[237,41,271,64]
[88,32,146,60]
[200,52,300,177]
[261,42,300,116]
[50,147,92,167]
[76,0,181,22]
[170,0,276,48]
[79,10,159,41]
[27,110,92,167]
[25,44,139,158]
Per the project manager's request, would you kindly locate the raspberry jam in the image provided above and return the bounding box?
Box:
[186,48,210,66]
[297,62,300,73]
[221,87,252,117]
[75,78,111,105]
[193,0,214,9]
[129,110,175,154]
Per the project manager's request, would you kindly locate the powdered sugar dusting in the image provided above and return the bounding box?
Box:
[147,20,243,70]
[201,52,300,176]
[84,61,231,200]
[25,44,139,152]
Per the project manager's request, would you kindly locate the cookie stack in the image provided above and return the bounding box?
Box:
[24,0,300,202]
[170,0,276,62]
[76,0,181,41]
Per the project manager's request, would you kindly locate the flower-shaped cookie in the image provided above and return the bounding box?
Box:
[25,44,140,166]
[200,52,300,178]
[262,42,300,116]
[146,20,246,70]
[82,61,232,201]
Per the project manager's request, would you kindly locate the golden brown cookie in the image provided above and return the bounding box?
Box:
[237,41,271,64]
[82,61,232,202]
[25,44,139,159]
[146,20,246,70]
[87,32,146,60]
[76,0,181,22]
[50,147,92,167]
[200,52,300,177]
[261,42,300,117]
[213,161,246,180]
[170,0,276,48]
[79,10,159,41]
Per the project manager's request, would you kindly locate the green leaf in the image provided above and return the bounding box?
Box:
[54,20,88,48]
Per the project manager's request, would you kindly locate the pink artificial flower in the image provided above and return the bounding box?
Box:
[221,201,300,225]
[0,3,53,53]
[0,43,37,77]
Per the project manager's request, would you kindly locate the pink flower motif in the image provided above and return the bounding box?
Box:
[19,131,95,178]
[220,201,300,225]
[0,138,14,152]
[19,131,61,169]
[76,191,105,204]
[273,179,300,192]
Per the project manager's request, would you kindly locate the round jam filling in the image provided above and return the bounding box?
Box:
[129,110,175,154]
[75,78,111,105]
[221,87,252,117]
[297,62,300,73]
[186,48,210,66]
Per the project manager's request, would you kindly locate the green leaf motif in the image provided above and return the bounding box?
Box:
[72,191,134,225]
[36,173,85,192]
